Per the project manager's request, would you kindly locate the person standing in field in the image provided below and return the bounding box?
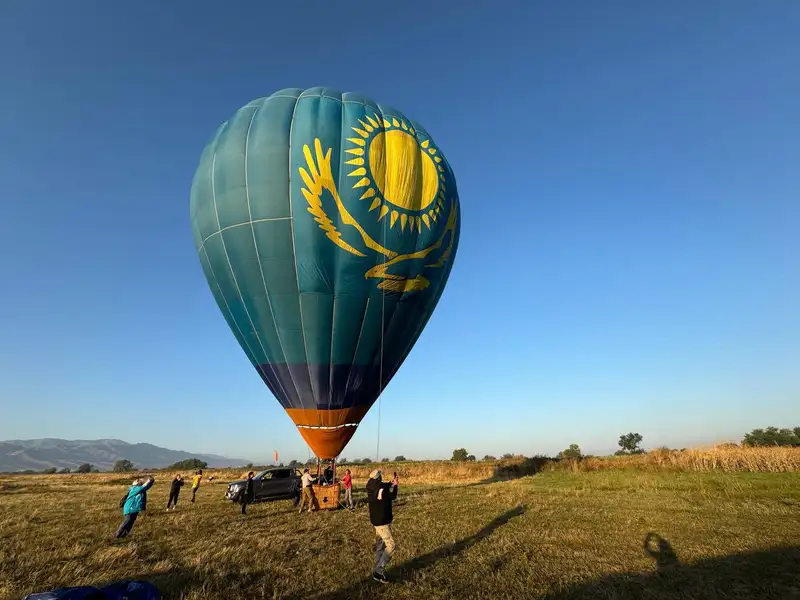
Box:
[366,470,399,583]
[190,470,202,503]
[115,476,154,538]
[298,468,317,513]
[166,474,183,510]
[240,471,255,515]
[342,468,354,509]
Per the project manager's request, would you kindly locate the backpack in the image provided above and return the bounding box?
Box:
[119,488,138,509]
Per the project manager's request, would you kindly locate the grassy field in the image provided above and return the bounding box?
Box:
[1,451,800,600]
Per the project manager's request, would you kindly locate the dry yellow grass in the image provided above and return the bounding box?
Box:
[555,445,800,473]
[1,450,799,600]
[146,445,800,486]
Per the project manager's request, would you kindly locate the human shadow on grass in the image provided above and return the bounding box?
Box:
[643,531,678,570]
[538,533,800,600]
[303,504,527,600]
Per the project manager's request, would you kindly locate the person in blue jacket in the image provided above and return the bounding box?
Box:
[115,476,155,538]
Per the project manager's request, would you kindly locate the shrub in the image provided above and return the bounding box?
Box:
[112,459,135,473]
[558,444,582,461]
[168,459,208,470]
[742,427,800,447]
[451,448,469,462]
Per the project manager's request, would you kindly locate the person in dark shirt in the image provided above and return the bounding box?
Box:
[167,474,184,510]
[322,462,334,485]
[365,469,399,583]
[240,471,255,515]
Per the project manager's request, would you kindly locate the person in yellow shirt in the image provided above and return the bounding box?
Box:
[190,470,203,503]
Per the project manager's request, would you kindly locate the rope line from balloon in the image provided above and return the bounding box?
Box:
[377,194,385,464]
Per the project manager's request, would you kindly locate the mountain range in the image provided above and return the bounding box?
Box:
[0,438,250,472]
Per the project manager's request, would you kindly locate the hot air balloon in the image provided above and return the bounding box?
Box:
[190,87,460,461]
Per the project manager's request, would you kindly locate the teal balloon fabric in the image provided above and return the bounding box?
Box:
[190,87,460,458]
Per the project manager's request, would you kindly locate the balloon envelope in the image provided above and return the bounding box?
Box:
[190,87,460,458]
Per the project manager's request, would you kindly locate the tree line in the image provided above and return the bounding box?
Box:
[9,457,210,475]
[6,425,797,474]
[450,425,800,464]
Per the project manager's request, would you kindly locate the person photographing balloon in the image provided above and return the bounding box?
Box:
[366,470,399,583]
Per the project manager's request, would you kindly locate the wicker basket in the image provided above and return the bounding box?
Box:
[312,482,341,510]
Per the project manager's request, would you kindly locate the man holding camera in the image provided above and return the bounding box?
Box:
[365,469,399,583]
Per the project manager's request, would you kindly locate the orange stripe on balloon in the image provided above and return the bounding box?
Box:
[284,406,371,428]
[284,406,371,459]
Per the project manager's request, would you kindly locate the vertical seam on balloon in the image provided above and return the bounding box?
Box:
[385,204,459,383]
[384,234,454,383]
[343,297,370,399]
[210,148,276,405]
[329,93,344,411]
[243,99,297,410]
[199,244,261,383]
[375,103,390,464]
[200,131,267,375]
[341,100,376,411]
[378,133,456,385]
[329,296,336,409]
[287,93,317,415]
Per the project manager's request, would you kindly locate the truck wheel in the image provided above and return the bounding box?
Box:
[291,492,300,507]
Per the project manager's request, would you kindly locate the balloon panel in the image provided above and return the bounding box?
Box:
[190,87,460,458]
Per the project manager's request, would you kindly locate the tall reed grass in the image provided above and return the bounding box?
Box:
[551,445,800,473]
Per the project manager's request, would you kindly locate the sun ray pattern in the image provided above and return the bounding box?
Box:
[346,114,447,232]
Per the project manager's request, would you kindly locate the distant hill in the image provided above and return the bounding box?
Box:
[0,438,251,472]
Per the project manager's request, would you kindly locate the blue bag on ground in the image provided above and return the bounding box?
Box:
[22,580,161,600]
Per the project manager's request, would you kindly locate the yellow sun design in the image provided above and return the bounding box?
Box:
[345,114,447,233]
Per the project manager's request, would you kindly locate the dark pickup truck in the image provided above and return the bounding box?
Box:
[224,468,304,506]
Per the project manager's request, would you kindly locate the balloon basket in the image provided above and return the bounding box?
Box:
[312,482,341,511]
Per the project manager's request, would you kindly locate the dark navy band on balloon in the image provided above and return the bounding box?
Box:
[256,363,390,411]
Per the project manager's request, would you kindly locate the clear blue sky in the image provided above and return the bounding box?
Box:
[1,1,798,463]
